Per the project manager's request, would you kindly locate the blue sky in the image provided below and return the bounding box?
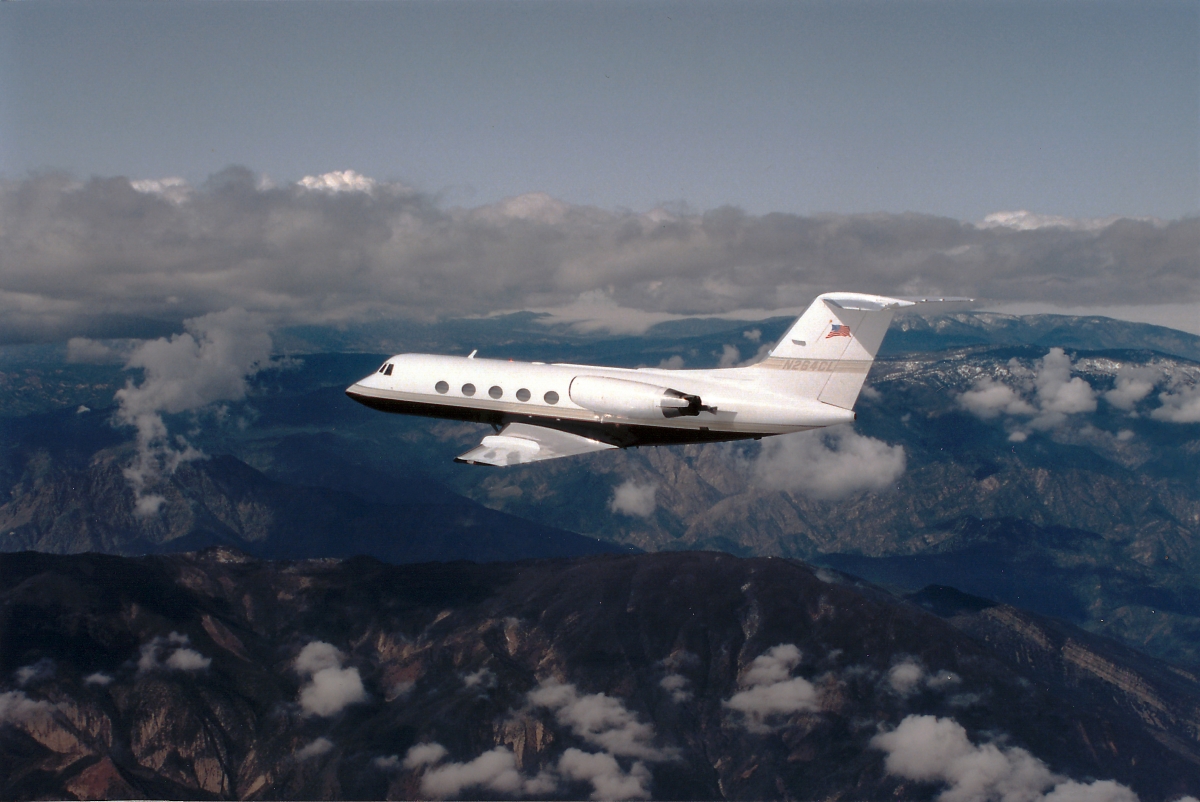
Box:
[2,0,1196,221]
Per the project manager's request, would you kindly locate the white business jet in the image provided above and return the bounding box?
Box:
[346,291,914,466]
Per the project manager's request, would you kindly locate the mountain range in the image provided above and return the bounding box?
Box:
[3,548,1198,800]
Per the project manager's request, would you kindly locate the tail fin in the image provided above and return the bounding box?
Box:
[746,292,913,409]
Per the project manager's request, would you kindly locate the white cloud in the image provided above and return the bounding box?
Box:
[372,754,401,770]
[887,661,926,696]
[1032,348,1097,427]
[558,748,652,801]
[527,679,672,761]
[114,308,272,514]
[657,355,685,369]
[463,667,497,690]
[294,641,367,717]
[723,644,819,732]
[297,170,376,194]
[403,742,450,769]
[871,715,1138,802]
[1151,381,1200,423]
[0,690,55,726]
[609,480,658,518]
[1104,366,1159,411]
[295,737,334,760]
[137,633,211,674]
[959,349,1099,434]
[84,672,113,687]
[659,674,692,703]
[977,210,1150,232]
[959,378,1037,419]
[717,344,741,368]
[418,746,527,799]
[751,428,906,499]
[743,328,762,342]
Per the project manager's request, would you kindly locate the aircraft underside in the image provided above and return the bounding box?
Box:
[347,390,763,450]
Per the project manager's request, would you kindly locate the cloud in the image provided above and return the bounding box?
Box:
[0,690,55,726]
[659,674,692,703]
[723,644,820,732]
[959,378,1037,419]
[1104,366,1159,411]
[958,349,1099,434]
[657,355,685,369]
[558,748,652,801]
[1032,348,1097,427]
[295,737,334,760]
[871,715,1137,802]
[462,667,497,690]
[1151,381,1200,423]
[884,659,962,697]
[137,633,211,674]
[84,672,113,687]
[717,344,741,367]
[14,659,55,687]
[751,428,906,499]
[609,480,658,518]
[527,679,672,761]
[1,171,1195,346]
[416,745,529,799]
[66,337,124,364]
[294,641,367,717]
[114,307,273,514]
[403,742,449,769]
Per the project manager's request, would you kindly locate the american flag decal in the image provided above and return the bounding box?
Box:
[826,324,851,338]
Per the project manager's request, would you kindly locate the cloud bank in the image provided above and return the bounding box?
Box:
[1,170,1195,343]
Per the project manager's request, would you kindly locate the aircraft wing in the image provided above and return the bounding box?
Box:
[455,422,618,466]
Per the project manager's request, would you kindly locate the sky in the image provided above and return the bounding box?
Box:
[1,0,1196,221]
[0,0,1197,342]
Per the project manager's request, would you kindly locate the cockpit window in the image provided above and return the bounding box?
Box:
[383,364,394,376]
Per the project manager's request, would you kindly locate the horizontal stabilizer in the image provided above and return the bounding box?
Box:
[456,422,616,467]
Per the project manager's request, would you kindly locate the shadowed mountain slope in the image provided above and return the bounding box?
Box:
[1,550,1198,800]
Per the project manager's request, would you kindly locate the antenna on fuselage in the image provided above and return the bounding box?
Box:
[467,349,478,359]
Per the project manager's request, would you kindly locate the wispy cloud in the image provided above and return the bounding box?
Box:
[113,307,273,514]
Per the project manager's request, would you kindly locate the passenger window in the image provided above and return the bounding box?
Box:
[384,364,393,376]
[516,388,531,402]
[462,383,476,396]
[544,390,559,404]
[435,381,449,394]
[489,386,503,399]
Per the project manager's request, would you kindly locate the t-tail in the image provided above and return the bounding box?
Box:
[740,292,914,409]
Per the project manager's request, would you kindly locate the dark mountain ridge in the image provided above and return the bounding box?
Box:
[2,549,1198,800]
[0,444,624,564]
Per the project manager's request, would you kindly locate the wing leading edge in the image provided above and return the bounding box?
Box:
[455,422,617,467]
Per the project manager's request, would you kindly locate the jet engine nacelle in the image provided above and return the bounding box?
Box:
[569,375,704,419]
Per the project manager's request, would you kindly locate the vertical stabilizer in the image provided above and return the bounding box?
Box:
[746,292,913,409]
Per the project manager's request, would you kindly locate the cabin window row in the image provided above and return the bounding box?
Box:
[435,380,558,404]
